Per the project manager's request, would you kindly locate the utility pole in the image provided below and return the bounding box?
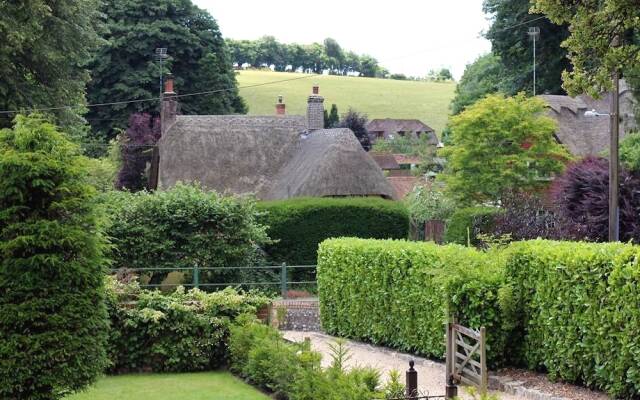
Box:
[609,36,621,242]
[528,27,540,96]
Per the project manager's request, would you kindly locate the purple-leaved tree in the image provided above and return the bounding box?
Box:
[551,156,640,242]
[116,113,160,191]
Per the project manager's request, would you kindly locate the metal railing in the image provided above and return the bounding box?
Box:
[109,263,316,298]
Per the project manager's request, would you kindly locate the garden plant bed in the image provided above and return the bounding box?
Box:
[64,371,270,400]
[283,331,608,400]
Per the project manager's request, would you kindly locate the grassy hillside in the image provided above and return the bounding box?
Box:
[236,70,455,135]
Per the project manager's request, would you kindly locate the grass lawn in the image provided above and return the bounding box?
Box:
[236,70,456,135]
[64,371,270,400]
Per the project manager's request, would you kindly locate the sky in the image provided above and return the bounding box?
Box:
[194,0,494,80]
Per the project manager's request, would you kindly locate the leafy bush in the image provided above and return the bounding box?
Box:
[106,278,269,373]
[505,240,640,397]
[317,238,510,366]
[102,184,271,284]
[0,115,109,399]
[551,156,640,242]
[229,319,379,400]
[492,190,566,241]
[257,197,409,265]
[620,131,640,173]
[444,206,503,245]
[405,183,455,224]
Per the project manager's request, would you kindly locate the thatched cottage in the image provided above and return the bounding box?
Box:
[366,118,438,145]
[540,81,637,157]
[154,77,394,200]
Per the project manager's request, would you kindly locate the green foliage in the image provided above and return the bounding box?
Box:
[317,238,510,366]
[444,93,569,204]
[450,53,508,115]
[106,278,269,373]
[505,240,640,397]
[102,184,270,283]
[0,115,109,399]
[620,131,640,173]
[83,142,120,192]
[229,320,377,400]
[382,370,405,399]
[319,237,640,396]
[532,0,640,96]
[405,183,456,224]
[86,0,246,141]
[483,0,570,96]
[0,1,99,138]
[444,207,503,246]
[257,197,409,265]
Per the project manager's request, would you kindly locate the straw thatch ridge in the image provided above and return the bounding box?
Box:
[157,116,394,200]
[539,80,637,156]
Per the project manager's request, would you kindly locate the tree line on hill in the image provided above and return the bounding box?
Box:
[226,36,387,78]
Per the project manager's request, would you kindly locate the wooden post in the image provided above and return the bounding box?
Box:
[445,317,458,399]
[480,326,488,394]
[406,360,418,399]
[280,263,287,299]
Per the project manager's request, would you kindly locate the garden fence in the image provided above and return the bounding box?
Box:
[109,264,317,298]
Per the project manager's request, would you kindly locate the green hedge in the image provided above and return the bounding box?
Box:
[318,238,640,397]
[105,278,269,373]
[444,206,502,245]
[505,240,640,397]
[257,197,410,265]
[317,238,509,366]
[101,184,270,284]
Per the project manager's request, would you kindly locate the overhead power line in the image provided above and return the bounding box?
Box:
[0,73,320,115]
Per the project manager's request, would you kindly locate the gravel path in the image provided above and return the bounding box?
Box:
[283,331,520,400]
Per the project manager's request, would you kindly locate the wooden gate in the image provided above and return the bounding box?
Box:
[445,320,487,393]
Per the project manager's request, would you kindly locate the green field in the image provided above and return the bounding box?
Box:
[65,372,269,400]
[236,70,456,135]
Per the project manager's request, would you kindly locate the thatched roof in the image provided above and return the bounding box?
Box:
[366,118,439,143]
[370,152,400,170]
[157,115,394,200]
[540,80,637,156]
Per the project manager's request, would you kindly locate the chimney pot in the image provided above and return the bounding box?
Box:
[164,73,175,95]
[312,85,319,95]
[276,95,286,115]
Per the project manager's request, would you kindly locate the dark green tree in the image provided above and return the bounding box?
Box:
[328,104,340,127]
[532,0,640,96]
[450,53,508,115]
[338,109,371,151]
[0,0,100,139]
[484,0,571,95]
[86,0,246,142]
[0,114,109,399]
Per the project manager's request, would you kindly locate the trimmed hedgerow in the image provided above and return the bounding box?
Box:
[505,240,640,397]
[257,197,409,265]
[318,237,640,397]
[444,206,503,245]
[317,238,510,367]
[105,277,269,373]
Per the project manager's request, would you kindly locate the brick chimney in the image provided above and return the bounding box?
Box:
[306,84,324,130]
[276,95,286,115]
[161,73,178,136]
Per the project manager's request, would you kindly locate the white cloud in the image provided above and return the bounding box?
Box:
[194,0,493,80]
